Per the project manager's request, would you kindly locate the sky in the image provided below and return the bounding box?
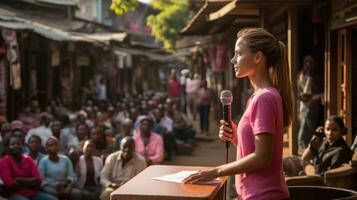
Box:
[139,0,151,3]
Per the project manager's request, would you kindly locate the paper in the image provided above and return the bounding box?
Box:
[152,170,219,185]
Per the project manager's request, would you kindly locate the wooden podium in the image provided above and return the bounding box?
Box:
[111,165,227,200]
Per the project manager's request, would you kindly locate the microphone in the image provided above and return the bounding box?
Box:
[220,90,233,148]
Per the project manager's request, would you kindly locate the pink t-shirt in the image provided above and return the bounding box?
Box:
[235,87,289,200]
[0,155,42,197]
[133,131,164,164]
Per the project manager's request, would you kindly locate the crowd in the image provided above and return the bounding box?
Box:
[0,88,199,200]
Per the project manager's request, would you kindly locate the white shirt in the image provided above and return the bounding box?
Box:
[25,126,53,147]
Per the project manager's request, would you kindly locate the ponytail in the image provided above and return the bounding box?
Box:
[269,41,296,126]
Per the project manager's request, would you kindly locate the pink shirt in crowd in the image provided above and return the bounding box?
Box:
[167,79,181,98]
[186,78,201,94]
[0,155,42,197]
[236,87,289,200]
[133,131,164,164]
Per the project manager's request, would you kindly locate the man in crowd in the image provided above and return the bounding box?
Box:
[100,136,146,200]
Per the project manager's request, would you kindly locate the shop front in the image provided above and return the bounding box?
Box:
[326,0,357,145]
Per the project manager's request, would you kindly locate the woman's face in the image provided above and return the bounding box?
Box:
[46,138,59,154]
[28,137,41,153]
[77,125,89,140]
[83,140,95,156]
[51,121,62,134]
[324,120,343,144]
[90,127,102,143]
[9,137,23,156]
[231,38,257,78]
[139,120,152,134]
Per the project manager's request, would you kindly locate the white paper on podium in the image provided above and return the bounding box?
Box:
[152,170,219,185]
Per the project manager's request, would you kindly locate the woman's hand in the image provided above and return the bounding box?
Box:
[218,120,237,146]
[183,168,220,184]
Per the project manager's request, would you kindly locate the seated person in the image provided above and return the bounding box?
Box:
[38,137,81,200]
[25,135,45,166]
[90,126,110,159]
[113,118,133,151]
[284,115,352,176]
[172,108,196,143]
[75,140,103,200]
[0,121,12,157]
[133,116,164,165]
[0,135,57,200]
[75,123,90,150]
[153,109,177,161]
[100,137,146,200]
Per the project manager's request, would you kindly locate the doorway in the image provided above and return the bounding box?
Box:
[351,27,357,144]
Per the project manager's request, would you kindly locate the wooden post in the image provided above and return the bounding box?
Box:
[288,7,298,155]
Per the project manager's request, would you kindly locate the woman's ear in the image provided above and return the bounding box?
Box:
[254,51,264,64]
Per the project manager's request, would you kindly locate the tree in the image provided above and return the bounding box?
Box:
[110,0,138,15]
[147,0,192,50]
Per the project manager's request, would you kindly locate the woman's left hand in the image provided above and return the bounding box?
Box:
[183,168,220,184]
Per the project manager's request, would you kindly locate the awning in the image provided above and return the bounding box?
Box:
[180,0,260,35]
[0,9,127,44]
[114,48,178,63]
[22,0,77,6]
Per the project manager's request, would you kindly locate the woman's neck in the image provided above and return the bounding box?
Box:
[48,153,59,162]
[248,68,272,92]
[10,153,22,163]
[84,154,92,160]
[29,151,39,158]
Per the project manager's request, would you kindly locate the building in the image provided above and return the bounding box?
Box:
[178,0,357,154]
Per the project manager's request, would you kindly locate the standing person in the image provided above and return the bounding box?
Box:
[180,69,190,113]
[167,73,181,105]
[96,78,107,102]
[195,80,213,135]
[297,55,324,152]
[183,28,295,200]
[186,73,201,120]
[0,135,57,200]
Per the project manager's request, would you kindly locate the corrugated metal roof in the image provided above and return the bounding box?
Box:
[22,0,77,6]
[0,8,127,44]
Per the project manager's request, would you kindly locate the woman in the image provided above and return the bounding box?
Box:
[0,135,57,200]
[25,135,45,166]
[75,140,102,200]
[183,28,295,200]
[301,115,352,175]
[38,137,81,200]
[75,123,90,150]
[90,126,108,158]
[195,80,212,135]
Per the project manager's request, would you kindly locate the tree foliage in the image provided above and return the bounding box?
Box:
[110,0,138,15]
[147,0,192,50]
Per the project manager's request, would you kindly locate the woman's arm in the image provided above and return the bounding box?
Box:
[218,133,273,176]
[184,133,273,183]
[12,177,41,189]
